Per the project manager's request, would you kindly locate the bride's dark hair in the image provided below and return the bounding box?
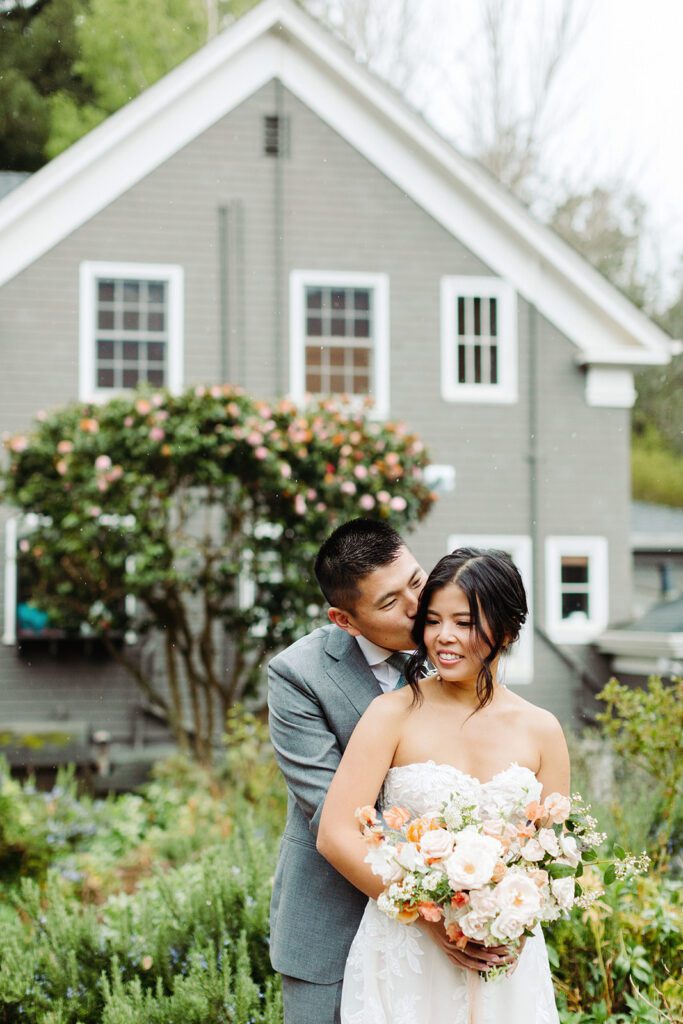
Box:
[405,548,528,713]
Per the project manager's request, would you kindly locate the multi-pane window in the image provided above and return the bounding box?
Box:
[79,262,183,401]
[560,556,590,621]
[546,537,608,643]
[95,278,167,390]
[290,271,389,418]
[455,295,498,385]
[304,286,372,396]
[441,276,517,403]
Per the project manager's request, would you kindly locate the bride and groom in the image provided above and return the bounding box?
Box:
[268,518,570,1023]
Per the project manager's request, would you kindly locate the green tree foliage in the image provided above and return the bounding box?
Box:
[0,0,91,169]
[1,386,434,761]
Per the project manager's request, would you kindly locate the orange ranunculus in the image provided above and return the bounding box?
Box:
[445,923,469,948]
[450,891,470,907]
[405,817,429,844]
[397,907,420,924]
[384,806,411,830]
[417,902,443,922]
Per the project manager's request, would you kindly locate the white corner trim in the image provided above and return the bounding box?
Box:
[2,516,18,646]
[289,270,390,418]
[440,276,517,404]
[447,534,533,684]
[79,261,184,403]
[585,367,636,408]
[545,536,609,644]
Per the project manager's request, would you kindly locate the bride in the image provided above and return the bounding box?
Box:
[317,548,569,1023]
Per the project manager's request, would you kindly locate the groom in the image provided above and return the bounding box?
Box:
[268,518,503,1024]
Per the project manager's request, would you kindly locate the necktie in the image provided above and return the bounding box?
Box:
[385,651,412,690]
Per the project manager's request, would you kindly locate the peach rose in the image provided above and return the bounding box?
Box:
[491,861,508,883]
[544,793,571,824]
[406,817,430,844]
[397,907,420,924]
[384,806,411,830]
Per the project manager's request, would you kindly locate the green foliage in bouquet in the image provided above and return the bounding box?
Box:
[1,387,434,762]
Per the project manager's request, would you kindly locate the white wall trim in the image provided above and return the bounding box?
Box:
[545,535,609,644]
[289,269,390,418]
[585,367,636,408]
[440,276,517,404]
[79,261,184,402]
[2,517,18,646]
[0,0,669,369]
[447,534,533,685]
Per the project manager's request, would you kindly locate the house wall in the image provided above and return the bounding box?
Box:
[0,80,629,738]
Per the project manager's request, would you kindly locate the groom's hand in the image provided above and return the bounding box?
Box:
[420,919,519,972]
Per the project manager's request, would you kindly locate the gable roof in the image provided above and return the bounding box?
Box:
[0,0,671,367]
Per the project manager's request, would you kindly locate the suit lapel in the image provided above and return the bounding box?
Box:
[325,627,383,716]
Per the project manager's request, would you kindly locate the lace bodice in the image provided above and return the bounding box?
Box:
[381,761,543,823]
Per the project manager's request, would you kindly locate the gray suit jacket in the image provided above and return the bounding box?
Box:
[267,623,383,984]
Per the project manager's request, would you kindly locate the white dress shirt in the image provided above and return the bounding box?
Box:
[355,635,411,693]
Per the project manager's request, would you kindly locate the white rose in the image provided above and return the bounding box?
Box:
[490,908,528,941]
[493,872,542,920]
[459,910,492,942]
[365,844,404,884]
[558,834,580,868]
[420,828,455,862]
[467,888,498,918]
[538,828,560,857]
[520,838,546,862]
[395,842,427,873]
[550,876,575,909]
[444,834,502,890]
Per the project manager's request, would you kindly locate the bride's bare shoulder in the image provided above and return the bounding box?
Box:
[502,688,564,735]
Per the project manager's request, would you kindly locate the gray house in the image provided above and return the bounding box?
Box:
[0,0,673,767]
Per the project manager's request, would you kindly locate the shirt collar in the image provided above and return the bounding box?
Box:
[355,635,406,667]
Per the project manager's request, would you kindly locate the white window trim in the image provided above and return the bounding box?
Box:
[289,270,390,419]
[79,260,184,403]
[3,513,137,646]
[545,536,609,644]
[448,534,533,685]
[440,275,517,404]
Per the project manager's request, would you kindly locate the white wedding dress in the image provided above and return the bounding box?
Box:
[341,762,560,1024]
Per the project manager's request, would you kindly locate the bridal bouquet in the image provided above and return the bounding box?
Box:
[357,783,648,970]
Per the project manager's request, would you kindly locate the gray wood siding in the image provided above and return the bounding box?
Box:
[0,80,631,733]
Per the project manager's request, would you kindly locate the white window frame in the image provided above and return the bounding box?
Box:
[440,275,517,404]
[545,536,609,644]
[3,513,137,646]
[447,534,533,685]
[289,270,390,419]
[79,260,184,403]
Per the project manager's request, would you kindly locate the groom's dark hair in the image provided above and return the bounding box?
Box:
[315,518,406,610]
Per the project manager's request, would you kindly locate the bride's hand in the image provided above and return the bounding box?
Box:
[420,919,521,972]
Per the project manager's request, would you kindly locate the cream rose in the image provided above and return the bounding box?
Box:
[550,876,576,909]
[444,834,502,890]
[420,828,455,862]
[520,838,545,862]
[538,828,560,857]
[490,908,528,941]
[558,833,580,867]
[493,872,542,919]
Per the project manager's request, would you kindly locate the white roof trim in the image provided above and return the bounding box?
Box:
[0,0,670,366]
[597,630,683,658]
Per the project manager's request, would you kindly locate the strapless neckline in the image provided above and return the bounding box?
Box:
[385,760,537,789]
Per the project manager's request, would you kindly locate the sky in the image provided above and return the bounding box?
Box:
[395,0,682,304]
